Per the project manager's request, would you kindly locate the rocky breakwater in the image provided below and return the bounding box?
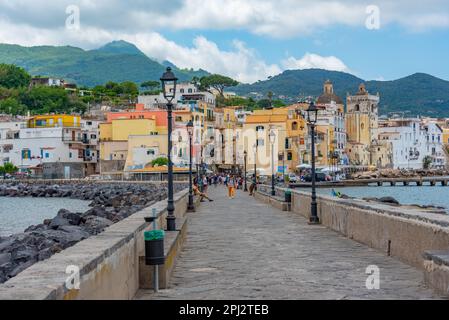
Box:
[350,168,449,180]
[0,182,187,284]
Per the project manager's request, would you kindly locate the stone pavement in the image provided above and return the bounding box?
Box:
[135,186,441,300]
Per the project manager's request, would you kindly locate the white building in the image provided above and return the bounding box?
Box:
[81,119,101,174]
[316,80,347,159]
[378,118,446,169]
[9,127,84,169]
[0,121,24,165]
[138,82,215,110]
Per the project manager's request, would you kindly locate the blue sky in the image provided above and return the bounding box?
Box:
[0,0,449,83]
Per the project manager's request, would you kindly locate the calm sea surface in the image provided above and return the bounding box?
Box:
[313,186,449,212]
[0,197,91,237]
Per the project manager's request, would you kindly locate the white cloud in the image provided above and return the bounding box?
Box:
[1,0,449,39]
[10,0,449,82]
[282,53,350,73]
[122,34,282,83]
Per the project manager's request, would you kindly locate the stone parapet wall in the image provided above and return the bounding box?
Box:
[287,188,449,269]
[0,189,189,300]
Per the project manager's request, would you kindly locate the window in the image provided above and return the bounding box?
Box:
[188,89,193,93]
[257,139,264,146]
[292,122,298,130]
[180,89,185,93]
[22,149,31,159]
[287,152,293,161]
[147,150,155,156]
[69,152,72,158]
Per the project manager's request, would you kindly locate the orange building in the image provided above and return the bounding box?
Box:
[106,104,169,134]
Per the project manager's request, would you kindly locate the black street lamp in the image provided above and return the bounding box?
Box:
[160,67,178,231]
[269,129,276,196]
[306,102,320,225]
[186,120,195,212]
[243,150,248,192]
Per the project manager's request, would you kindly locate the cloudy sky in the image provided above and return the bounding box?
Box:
[0,0,449,83]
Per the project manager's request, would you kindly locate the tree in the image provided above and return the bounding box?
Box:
[423,156,433,169]
[0,162,19,177]
[0,97,27,115]
[199,74,239,97]
[19,86,70,114]
[141,80,160,91]
[151,157,169,167]
[120,81,139,97]
[0,64,31,89]
[256,99,272,109]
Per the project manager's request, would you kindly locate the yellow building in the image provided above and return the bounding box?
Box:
[27,115,81,128]
[99,117,165,173]
[345,84,380,166]
[442,124,449,145]
[125,134,169,171]
[241,108,289,176]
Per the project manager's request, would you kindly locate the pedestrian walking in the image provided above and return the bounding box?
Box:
[228,175,237,199]
[202,175,208,193]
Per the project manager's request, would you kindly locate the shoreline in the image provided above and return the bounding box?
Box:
[0,181,186,284]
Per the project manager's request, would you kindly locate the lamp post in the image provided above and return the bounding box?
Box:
[186,120,195,212]
[253,142,258,186]
[160,67,178,231]
[306,102,320,225]
[269,129,276,196]
[244,150,248,192]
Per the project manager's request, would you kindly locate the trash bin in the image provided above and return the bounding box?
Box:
[284,190,292,203]
[144,230,165,266]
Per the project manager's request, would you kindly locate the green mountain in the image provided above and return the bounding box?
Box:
[0,41,208,87]
[232,69,449,117]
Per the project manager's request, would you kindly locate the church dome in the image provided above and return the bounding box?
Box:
[317,80,343,105]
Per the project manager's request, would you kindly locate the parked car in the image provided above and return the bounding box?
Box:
[287,173,298,183]
[304,172,330,182]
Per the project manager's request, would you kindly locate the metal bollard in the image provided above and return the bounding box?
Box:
[144,208,165,293]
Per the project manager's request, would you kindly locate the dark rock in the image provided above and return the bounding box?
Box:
[57,210,82,225]
[7,260,35,278]
[0,252,11,265]
[13,248,38,263]
[378,197,400,205]
[49,216,70,230]
[38,248,53,261]
[83,216,113,234]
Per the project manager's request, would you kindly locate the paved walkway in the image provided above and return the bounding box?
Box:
[136,186,440,300]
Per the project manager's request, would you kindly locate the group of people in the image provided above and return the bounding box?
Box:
[192,172,259,201]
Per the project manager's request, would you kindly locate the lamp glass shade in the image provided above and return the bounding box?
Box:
[186,120,194,136]
[160,67,178,102]
[269,130,276,145]
[306,102,318,124]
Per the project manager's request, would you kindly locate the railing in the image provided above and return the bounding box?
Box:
[62,136,83,142]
